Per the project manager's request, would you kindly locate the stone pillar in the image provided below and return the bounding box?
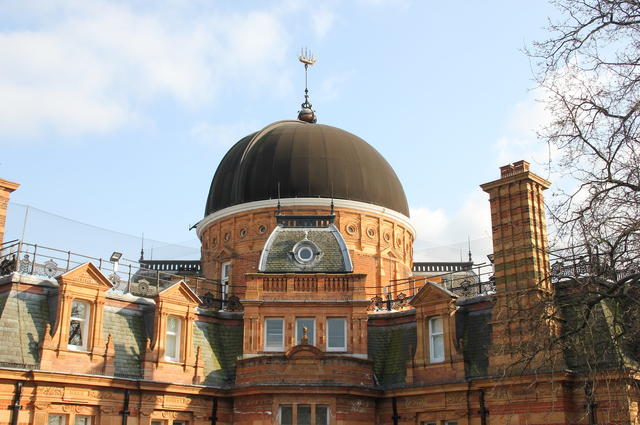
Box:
[0,179,19,246]
[480,161,555,374]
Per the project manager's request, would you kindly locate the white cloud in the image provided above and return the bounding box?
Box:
[190,121,261,149]
[0,1,294,141]
[493,89,557,174]
[312,8,335,38]
[411,190,492,262]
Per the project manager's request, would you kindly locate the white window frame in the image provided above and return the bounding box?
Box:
[68,300,90,351]
[220,261,231,302]
[429,317,445,363]
[295,318,316,345]
[265,318,285,351]
[326,317,347,352]
[165,316,182,362]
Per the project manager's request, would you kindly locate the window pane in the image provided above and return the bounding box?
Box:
[48,416,65,425]
[297,405,311,425]
[430,317,443,334]
[266,318,284,350]
[327,318,346,349]
[432,334,444,361]
[71,301,86,319]
[279,405,292,425]
[316,405,329,425]
[151,422,163,425]
[167,316,179,334]
[296,318,315,345]
[74,416,91,425]
[68,320,83,346]
[173,421,186,425]
[166,334,177,359]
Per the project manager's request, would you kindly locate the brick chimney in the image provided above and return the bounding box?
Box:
[0,179,20,246]
[480,161,555,373]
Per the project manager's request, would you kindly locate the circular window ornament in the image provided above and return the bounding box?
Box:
[239,228,247,238]
[366,227,376,238]
[224,232,231,241]
[297,246,314,262]
[346,224,357,235]
[258,224,267,234]
[292,240,320,265]
[383,232,391,242]
[212,237,217,247]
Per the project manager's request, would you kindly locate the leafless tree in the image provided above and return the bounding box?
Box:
[504,1,640,421]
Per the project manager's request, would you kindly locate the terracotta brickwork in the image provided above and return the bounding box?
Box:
[0,179,19,246]
[198,204,414,300]
[1,160,639,425]
[480,161,560,375]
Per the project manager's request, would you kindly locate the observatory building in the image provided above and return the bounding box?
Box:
[0,59,637,425]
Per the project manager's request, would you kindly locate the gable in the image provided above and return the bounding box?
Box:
[57,262,114,291]
[156,280,201,306]
[410,281,457,307]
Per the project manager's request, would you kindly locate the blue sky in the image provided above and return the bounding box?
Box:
[0,0,558,262]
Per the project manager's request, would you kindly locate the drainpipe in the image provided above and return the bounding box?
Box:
[478,389,489,425]
[209,397,218,425]
[9,381,23,425]
[120,389,131,425]
[391,397,400,425]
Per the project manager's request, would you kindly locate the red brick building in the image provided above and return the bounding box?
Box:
[0,117,637,425]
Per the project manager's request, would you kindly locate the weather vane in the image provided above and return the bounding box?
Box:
[297,48,317,123]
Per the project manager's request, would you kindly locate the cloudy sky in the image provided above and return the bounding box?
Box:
[1,0,558,262]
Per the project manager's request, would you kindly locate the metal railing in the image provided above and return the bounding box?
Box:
[0,240,227,308]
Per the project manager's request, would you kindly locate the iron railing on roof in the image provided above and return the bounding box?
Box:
[412,261,473,273]
[0,240,231,310]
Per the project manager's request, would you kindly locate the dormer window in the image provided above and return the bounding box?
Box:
[68,300,90,350]
[165,316,182,362]
[292,240,319,265]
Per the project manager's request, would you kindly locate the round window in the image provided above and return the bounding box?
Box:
[297,246,314,262]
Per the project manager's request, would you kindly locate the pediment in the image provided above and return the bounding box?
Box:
[156,280,201,305]
[381,247,400,259]
[285,344,324,360]
[410,280,457,306]
[57,262,113,290]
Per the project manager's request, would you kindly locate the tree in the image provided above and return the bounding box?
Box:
[516,2,640,422]
[530,0,639,275]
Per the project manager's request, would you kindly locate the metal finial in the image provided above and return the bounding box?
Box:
[298,48,317,123]
[140,233,145,261]
[276,182,281,214]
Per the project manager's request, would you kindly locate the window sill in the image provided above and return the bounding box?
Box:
[67,346,90,353]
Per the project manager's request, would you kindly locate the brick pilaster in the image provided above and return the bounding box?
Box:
[0,179,19,246]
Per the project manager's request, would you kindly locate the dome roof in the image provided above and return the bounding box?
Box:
[205,120,409,217]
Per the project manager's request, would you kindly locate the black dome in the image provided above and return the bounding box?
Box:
[205,121,409,217]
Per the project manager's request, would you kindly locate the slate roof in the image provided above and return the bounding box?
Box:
[0,289,49,368]
[102,305,146,378]
[456,305,492,378]
[193,320,243,386]
[368,317,416,388]
[259,225,352,273]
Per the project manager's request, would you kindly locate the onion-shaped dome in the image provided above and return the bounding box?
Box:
[205,120,409,217]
